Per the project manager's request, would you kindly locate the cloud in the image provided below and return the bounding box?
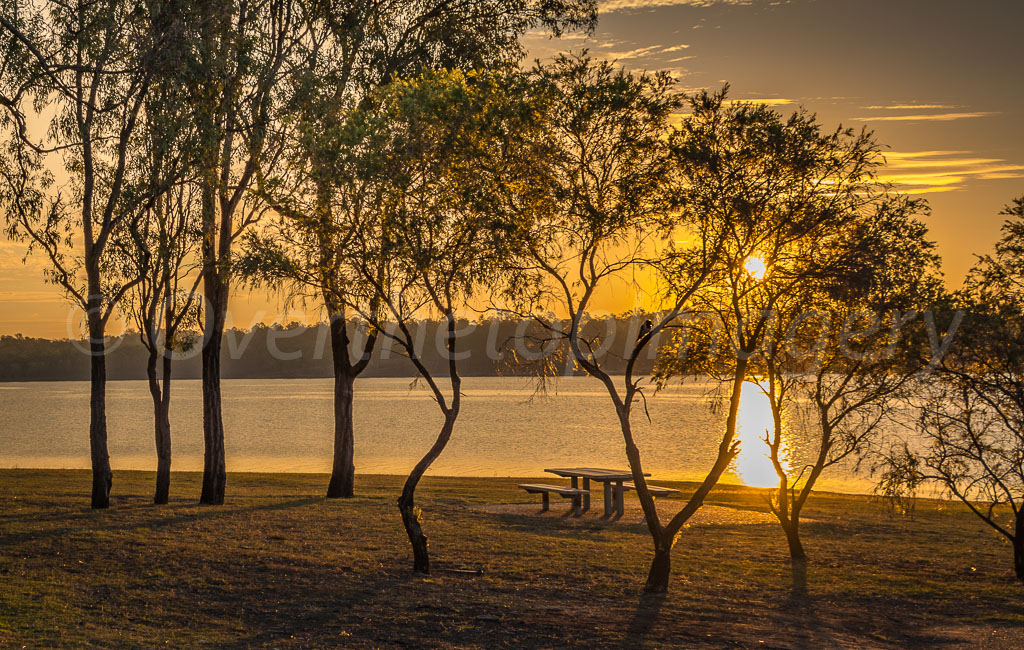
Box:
[880,151,1024,194]
[731,97,797,106]
[602,45,670,59]
[884,150,972,159]
[862,104,958,110]
[600,43,692,61]
[599,0,751,11]
[852,111,999,122]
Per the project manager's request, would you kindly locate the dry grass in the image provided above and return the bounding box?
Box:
[0,469,1021,648]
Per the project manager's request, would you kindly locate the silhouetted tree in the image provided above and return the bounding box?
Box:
[654,91,912,591]
[343,69,531,573]
[240,0,593,498]
[886,196,1024,581]
[0,1,194,508]
[753,199,942,570]
[506,55,733,594]
[123,182,203,504]
[188,0,300,505]
[239,163,379,499]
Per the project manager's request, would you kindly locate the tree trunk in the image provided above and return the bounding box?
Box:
[397,413,458,574]
[326,371,356,498]
[147,349,173,505]
[88,311,112,510]
[154,404,172,505]
[785,517,807,562]
[644,543,673,593]
[398,490,431,574]
[1014,514,1023,582]
[642,359,748,593]
[200,272,227,505]
[326,317,356,498]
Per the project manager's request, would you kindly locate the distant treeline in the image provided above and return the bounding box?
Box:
[0,316,662,382]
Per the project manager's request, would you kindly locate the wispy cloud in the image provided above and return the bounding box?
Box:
[602,45,669,59]
[599,0,751,11]
[880,151,1024,194]
[600,43,692,61]
[853,111,999,123]
[862,104,958,110]
[731,97,797,107]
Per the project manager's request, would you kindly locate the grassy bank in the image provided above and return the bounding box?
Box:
[0,470,1021,647]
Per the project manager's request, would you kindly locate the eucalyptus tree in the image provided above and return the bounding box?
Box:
[652,92,905,591]
[123,181,203,504]
[0,1,195,508]
[243,0,596,498]
[750,199,941,568]
[888,196,1024,581]
[505,54,733,594]
[341,69,534,573]
[189,0,302,505]
[239,166,379,499]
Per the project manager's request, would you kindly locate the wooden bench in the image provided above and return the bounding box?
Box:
[518,484,590,516]
[620,483,681,498]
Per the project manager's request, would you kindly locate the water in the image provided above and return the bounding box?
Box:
[0,376,878,493]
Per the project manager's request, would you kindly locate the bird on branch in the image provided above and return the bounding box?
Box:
[637,319,653,341]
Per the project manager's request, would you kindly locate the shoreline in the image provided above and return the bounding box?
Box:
[0,467,952,506]
[0,467,886,497]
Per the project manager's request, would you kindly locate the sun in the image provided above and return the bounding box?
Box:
[743,256,767,280]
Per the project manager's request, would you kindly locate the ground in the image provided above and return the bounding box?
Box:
[0,470,1021,648]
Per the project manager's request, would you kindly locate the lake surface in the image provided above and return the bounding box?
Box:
[0,376,882,493]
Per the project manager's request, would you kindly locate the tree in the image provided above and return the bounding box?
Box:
[507,55,736,593]
[189,0,300,505]
[752,198,942,572]
[654,92,912,591]
[887,196,1024,581]
[0,1,193,508]
[342,69,531,573]
[243,0,595,498]
[239,194,379,499]
[123,181,203,504]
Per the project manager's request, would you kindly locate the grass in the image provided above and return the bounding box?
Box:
[0,469,1022,648]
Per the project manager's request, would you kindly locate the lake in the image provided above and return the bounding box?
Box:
[0,376,883,493]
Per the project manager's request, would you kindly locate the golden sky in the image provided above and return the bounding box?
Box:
[2,0,1022,338]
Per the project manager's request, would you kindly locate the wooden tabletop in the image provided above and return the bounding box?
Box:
[544,467,649,481]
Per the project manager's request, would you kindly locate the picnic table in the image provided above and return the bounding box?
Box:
[543,467,650,517]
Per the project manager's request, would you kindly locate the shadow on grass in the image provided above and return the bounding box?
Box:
[486,511,650,539]
[767,560,973,648]
[790,559,808,599]
[625,592,666,643]
[0,497,323,548]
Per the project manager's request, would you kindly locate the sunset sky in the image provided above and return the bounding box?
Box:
[2,0,1021,338]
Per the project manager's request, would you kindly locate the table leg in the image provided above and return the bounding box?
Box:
[582,478,591,512]
[615,480,624,518]
[603,481,612,517]
[569,477,580,517]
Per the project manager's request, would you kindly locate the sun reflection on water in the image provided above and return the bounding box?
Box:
[734,381,787,488]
